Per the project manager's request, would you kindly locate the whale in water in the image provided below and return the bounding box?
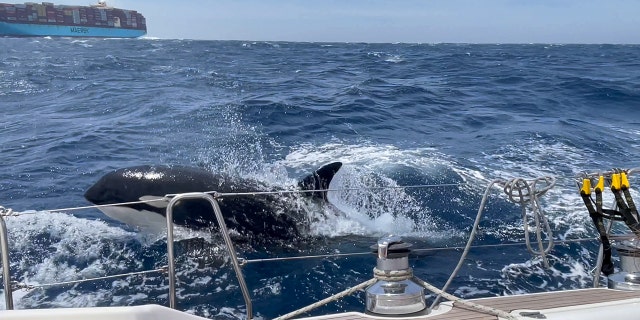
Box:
[84,162,342,241]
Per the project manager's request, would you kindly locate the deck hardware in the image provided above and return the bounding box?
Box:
[366,236,427,315]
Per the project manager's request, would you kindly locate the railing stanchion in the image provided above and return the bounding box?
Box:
[165,192,253,319]
[1,214,13,310]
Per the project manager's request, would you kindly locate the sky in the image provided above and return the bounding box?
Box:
[64,0,639,43]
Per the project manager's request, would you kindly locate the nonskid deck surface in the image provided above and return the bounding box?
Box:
[304,288,640,320]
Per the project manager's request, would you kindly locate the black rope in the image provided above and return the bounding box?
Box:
[579,186,614,276]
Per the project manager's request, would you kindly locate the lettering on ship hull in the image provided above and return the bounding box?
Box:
[70,27,89,34]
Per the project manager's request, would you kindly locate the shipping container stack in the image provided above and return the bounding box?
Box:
[0,1,146,31]
[0,4,16,21]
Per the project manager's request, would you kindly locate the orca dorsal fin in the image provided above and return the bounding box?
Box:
[298,162,342,200]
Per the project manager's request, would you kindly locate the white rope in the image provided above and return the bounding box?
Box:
[373,267,413,281]
[273,278,377,320]
[502,177,556,267]
[430,179,502,309]
[431,175,556,309]
[413,277,518,320]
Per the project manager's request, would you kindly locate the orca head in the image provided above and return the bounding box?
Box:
[85,165,221,205]
[298,162,343,200]
[84,166,179,232]
[84,165,170,207]
[85,165,232,234]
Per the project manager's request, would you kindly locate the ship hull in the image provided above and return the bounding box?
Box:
[0,21,145,38]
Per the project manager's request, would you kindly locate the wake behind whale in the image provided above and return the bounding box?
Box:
[84,162,343,242]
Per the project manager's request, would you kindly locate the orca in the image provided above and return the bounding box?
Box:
[84,162,342,241]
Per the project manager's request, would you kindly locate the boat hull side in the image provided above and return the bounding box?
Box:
[0,22,146,38]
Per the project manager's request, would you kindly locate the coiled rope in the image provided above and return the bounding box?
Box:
[431,175,556,310]
[503,176,556,267]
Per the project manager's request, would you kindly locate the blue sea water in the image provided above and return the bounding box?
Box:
[1,38,640,318]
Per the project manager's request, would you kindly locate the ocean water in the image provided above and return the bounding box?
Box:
[1,38,640,318]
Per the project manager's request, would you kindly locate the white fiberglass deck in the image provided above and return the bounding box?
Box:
[2,288,639,320]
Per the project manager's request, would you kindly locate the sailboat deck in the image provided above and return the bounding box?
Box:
[306,288,640,320]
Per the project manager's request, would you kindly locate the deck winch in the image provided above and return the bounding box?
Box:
[365,235,427,315]
[609,239,640,290]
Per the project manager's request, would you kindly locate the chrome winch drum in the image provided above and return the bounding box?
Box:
[609,239,640,290]
[365,235,427,315]
[613,239,640,273]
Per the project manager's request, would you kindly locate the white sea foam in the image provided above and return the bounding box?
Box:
[1,211,141,309]
[279,142,463,239]
[272,136,609,299]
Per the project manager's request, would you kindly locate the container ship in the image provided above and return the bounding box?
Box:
[0,1,146,38]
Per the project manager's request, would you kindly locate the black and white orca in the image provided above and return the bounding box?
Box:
[84,162,342,241]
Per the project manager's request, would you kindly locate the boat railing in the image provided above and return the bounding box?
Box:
[0,208,12,310]
[1,168,640,317]
[164,192,252,319]
[0,192,254,318]
[0,178,555,317]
